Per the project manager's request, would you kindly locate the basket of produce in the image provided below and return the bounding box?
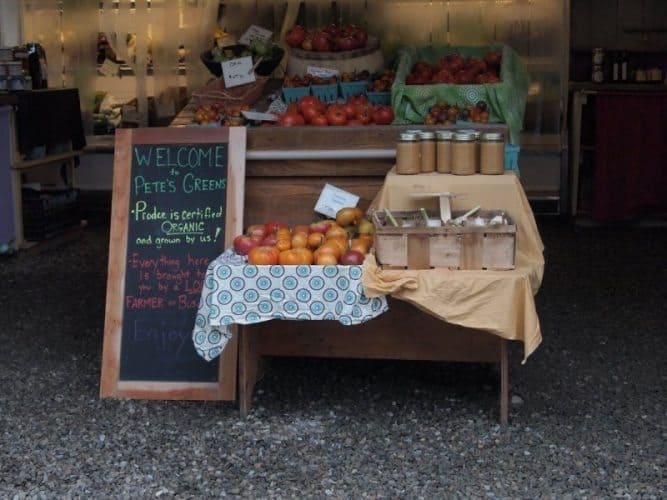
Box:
[284,24,384,77]
[311,82,339,103]
[339,80,368,99]
[191,76,269,108]
[372,206,516,271]
[200,39,284,78]
[391,44,529,144]
[282,73,312,103]
[366,69,395,105]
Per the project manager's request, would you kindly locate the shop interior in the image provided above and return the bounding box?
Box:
[1,0,665,244]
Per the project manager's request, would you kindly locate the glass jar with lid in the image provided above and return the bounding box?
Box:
[419,131,436,173]
[395,132,421,175]
[480,132,505,175]
[451,131,477,175]
[435,130,453,173]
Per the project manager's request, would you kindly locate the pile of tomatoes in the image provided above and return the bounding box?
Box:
[276,95,394,127]
[424,100,490,125]
[285,24,368,53]
[405,50,502,85]
[233,208,375,266]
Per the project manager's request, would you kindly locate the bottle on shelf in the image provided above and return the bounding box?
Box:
[611,51,620,82]
[620,51,629,82]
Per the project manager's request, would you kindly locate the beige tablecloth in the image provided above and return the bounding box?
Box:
[362,169,544,361]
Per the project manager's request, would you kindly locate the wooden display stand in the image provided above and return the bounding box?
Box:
[238,298,510,424]
[237,124,515,424]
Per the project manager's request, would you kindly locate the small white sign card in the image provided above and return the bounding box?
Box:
[314,184,360,218]
[221,56,256,88]
[99,58,120,77]
[238,25,273,45]
[306,66,340,78]
[241,110,278,122]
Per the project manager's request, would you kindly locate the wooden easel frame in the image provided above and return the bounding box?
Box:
[100,127,246,400]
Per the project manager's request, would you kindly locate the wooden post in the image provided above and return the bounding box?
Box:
[238,325,260,417]
[499,339,509,426]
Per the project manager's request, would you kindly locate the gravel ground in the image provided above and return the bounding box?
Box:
[0,218,665,498]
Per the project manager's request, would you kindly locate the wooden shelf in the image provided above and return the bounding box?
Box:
[12,150,82,171]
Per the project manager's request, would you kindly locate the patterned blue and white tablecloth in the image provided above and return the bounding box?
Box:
[193,250,389,361]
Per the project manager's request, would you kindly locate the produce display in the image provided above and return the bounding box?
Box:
[232,207,375,265]
[424,100,490,125]
[405,50,502,85]
[209,39,281,64]
[368,69,396,92]
[191,103,250,126]
[282,73,337,88]
[285,24,369,52]
[276,95,394,127]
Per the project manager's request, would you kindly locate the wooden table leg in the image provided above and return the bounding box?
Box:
[499,339,509,426]
[238,325,259,417]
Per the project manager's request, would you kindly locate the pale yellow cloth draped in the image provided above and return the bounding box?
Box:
[362,169,544,361]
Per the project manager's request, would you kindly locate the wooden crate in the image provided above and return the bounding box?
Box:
[372,209,516,270]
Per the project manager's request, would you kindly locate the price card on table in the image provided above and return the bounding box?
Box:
[238,25,273,45]
[307,66,339,79]
[314,183,360,218]
[221,56,256,88]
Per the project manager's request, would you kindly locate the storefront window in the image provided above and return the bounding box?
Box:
[17,0,566,141]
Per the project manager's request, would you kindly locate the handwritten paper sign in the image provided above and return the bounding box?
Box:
[100,127,246,400]
[314,183,360,218]
[99,58,120,76]
[222,56,256,88]
[306,66,339,79]
[238,24,273,45]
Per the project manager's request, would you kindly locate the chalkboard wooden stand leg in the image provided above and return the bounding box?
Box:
[499,339,509,426]
[239,325,260,417]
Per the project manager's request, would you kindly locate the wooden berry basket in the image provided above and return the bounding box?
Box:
[372,209,516,270]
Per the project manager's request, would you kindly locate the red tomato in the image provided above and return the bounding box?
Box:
[265,221,288,234]
[348,95,368,107]
[310,114,329,126]
[355,104,374,125]
[279,113,306,127]
[301,106,321,124]
[285,25,306,48]
[248,246,280,265]
[372,105,394,125]
[325,104,348,126]
[297,95,324,114]
[343,101,357,119]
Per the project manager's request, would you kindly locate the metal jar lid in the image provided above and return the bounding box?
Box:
[457,128,481,140]
[481,132,504,141]
[452,131,477,142]
[405,129,423,135]
[435,130,453,140]
[398,132,420,142]
[419,131,436,140]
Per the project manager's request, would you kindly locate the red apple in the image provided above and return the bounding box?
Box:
[233,235,259,256]
[339,250,365,265]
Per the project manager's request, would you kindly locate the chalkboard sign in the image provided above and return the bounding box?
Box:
[100,127,246,400]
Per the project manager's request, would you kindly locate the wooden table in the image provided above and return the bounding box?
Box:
[238,299,510,423]
[169,112,520,423]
